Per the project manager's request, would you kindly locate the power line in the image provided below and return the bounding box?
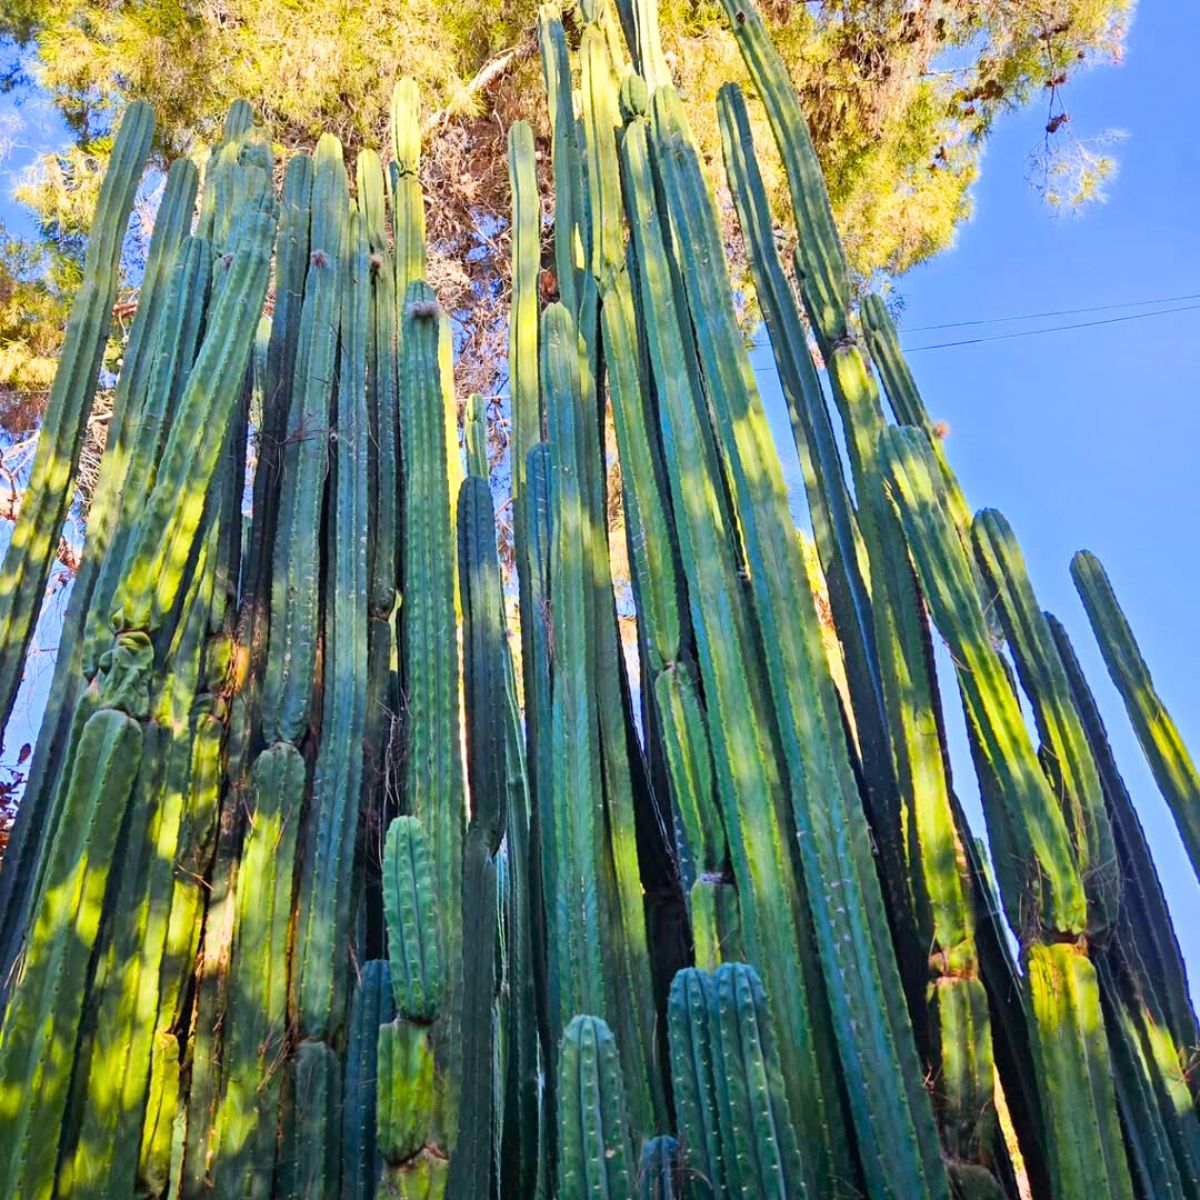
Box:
[904,291,1200,333]
[903,302,1200,352]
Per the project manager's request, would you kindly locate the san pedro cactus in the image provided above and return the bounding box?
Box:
[1072,549,1200,882]
[668,964,808,1199]
[0,633,152,1199]
[344,960,397,1200]
[0,101,154,734]
[557,1015,635,1199]
[0,13,1195,1200]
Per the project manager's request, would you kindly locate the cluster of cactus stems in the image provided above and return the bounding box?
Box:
[0,0,1197,1195]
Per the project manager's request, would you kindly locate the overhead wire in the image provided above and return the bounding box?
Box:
[903,301,1200,352]
[903,291,1200,332]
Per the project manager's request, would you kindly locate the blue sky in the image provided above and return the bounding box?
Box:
[2,3,1197,989]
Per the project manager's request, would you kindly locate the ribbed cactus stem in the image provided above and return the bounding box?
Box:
[343,961,396,1200]
[262,133,346,742]
[0,101,154,735]
[63,526,217,1197]
[541,302,606,1032]
[391,77,427,312]
[0,633,152,1199]
[668,964,809,1197]
[400,281,464,1075]
[1071,549,1200,882]
[293,201,371,1039]
[507,121,541,505]
[448,476,509,1197]
[619,108,845,1192]
[556,1015,635,1198]
[653,79,946,1200]
[209,741,304,1195]
[112,208,275,634]
[538,8,587,316]
[881,427,1134,1199]
[973,510,1120,932]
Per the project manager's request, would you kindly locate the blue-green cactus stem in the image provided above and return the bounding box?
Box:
[262,133,347,743]
[0,100,154,733]
[294,201,371,1039]
[1071,549,1200,884]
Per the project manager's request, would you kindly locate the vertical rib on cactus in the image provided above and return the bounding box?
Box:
[0,633,151,1199]
[448,476,509,1198]
[880,426,1133,1200]
[262,133,346,743]
[226,151,314,778]
[973,509,1121,932]
[1048,613,1199,1061]
[653,80,947,1200]
[358,148,401,618]
[63,524,217,1197]
[379,815,449,1194]
[399,282,464,1104]
[391,79,427,303]
[538,8,586,316]
[344,961,396,1200]
[540,301,606,1034]
[294,201,370,1039]
[619,110,846,1194]
[281,1040,340,1198]
[112,207,276,634]
[0,100,154,736]
[557,1015,635,1199]
[508,121,541,506]
[464,393,489,479]
[208,741,304,1196]
[668,964,809,1198]
[1071,549,1200,883]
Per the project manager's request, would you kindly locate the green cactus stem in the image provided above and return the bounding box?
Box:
[1071,549,1200,883]
[262,133,347,743]
[0,100,154,734]
[293,201,371,1039]
[557,1015,635,1199]
[0,632,151,1199]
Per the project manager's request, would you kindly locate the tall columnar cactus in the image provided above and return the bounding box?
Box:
[881,426,1134,1200]
[0,633,152,1199]
[619,101,849,1194]
[447,475,509,1198]
[507,121,542,507]
[379,815,449,1195]
[668,964,809,1198]
[262,132,347,743]
[557,1015,635,1199]
[0,100,155,736]
[973,509,1121,930]
[399,281,464,1089]
[1071,549,1200,882]
[293,202,371,1039]
[652,77,947,1200]
[344,961,397,1200]
[391,79,427,303]
[1,20,1197,1200]
[62,526,218,1198]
